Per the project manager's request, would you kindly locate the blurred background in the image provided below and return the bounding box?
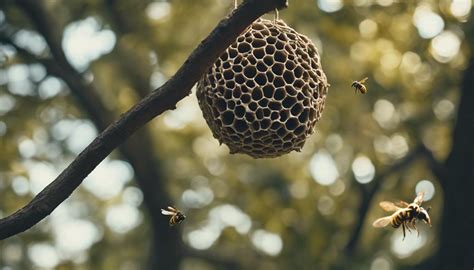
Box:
[0,0,473,269]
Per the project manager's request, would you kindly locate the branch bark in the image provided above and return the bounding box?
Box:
[0,0,289,240]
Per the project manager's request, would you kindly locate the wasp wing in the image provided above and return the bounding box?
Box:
[395,201,409,208]
[414,192,425,205]
[372,216,392,228]
[359,77,368,84]
[379,201,402,212]
[161,209,175,216]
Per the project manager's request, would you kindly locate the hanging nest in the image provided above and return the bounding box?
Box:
[197,18,329,158]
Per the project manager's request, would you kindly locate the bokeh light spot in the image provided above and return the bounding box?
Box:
[430,31,461,63]
[251,229,283,256]
[53,219,100,256]
[413,5,444,39]
[146,2,171,20]
[351,155,375,184]
[62,17,116,70]
[28,243,59,268]
[83,159,133,200]
[317,0,343,13]
[12,176,29,196]
[415,180,435,201]
[318,195,335,215]
[310,150,339,186]
[450,0,472,19]
[106,204,143,234]
[391,230,427,258]
[371,256,392,270]
[433,99,455,120]
[359,19,378,38]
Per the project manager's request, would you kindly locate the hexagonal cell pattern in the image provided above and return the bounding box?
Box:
[197,19,329,158]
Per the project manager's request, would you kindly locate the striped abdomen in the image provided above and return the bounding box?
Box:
[390,209,415,228]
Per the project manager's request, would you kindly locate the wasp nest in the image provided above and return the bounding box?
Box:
[197,19,329,158]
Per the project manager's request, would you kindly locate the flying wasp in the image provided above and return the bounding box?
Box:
[372,192,432,239]
[351,77,368,94]
[161,206,186,226]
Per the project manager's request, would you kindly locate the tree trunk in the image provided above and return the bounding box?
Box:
[416,57,474,269]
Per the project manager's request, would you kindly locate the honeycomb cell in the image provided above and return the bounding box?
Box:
[229,48,238,58]
[252,121,260,131]
[274,88,285,100]
[244,66,257,78]
[245,112,255,122]
[215,99,227,112]
[227,100,235,110]
[253,48,265,59]
[238,42,251,53]
[270,122,281,130]
[251,88,263,100]
[283,71,295,84]
[258,99,269,107]
[256,62,267,73]
[286,61,296,71]
[291,103,304,116]
[245,80,255,88]
[248,101,258,111]
[196,19,329,158]
[232,64,243,73]
[272,63,284,76]
[222,111,234,125]
[234,119,248,132]
[232,87,242,98]
[235,105,245,118]
[285,118,299,130]
[274,51,287,63]
[241,94,251,104]
[263,85,274,98]
[263,56,273,66]
[265,71,274,82]
[261,119,271,129]
[282,96,297,109]
[255,74,267,86]
[269,101,282,111]
[226,80,235,89]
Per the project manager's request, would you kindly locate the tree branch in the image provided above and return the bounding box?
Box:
[344,145,425,256]
[0,0,289,240]
[419,144,447,183]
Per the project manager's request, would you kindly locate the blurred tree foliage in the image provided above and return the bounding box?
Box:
[0,0,472,269]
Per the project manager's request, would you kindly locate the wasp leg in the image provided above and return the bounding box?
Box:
[405,221,413,233]
[402,223,406,240]
[412,219,419,237]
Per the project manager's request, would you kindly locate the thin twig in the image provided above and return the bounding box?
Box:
[0,0,288,240]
